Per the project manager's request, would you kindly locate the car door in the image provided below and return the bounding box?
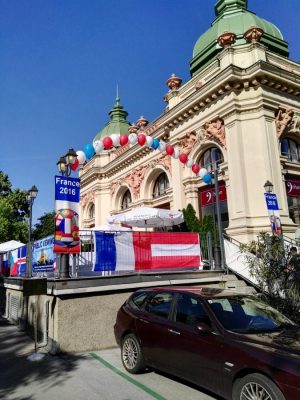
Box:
[135,291,175,371]
[166,293,224,395]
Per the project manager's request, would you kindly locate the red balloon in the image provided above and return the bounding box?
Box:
[179,152,188,164]
[137,134,146,146]
[120,134,129,146]
[103,136,113,149]
[166,144,174,156]
[71,158,79,171]
[192,164,200,174]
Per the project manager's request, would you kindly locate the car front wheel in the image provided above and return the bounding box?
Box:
[233,373,285,400]
[121,334,145,374]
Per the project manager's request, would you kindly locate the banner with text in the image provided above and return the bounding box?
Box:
[32,235,56,273]
[264,192,282,237]
[54,175,80,254]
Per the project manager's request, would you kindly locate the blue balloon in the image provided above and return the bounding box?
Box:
[83,143,95,160]
[203,173,212,184]
[151,138,160,150]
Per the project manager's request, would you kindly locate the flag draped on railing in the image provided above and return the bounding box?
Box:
[93,232,201,272]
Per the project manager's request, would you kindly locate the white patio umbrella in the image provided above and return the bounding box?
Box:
[106,207,184,228]
[80,224,132,241]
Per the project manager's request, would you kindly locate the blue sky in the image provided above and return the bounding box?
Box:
[1,0,299,223]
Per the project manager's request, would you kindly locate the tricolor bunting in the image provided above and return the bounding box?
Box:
[10,245,27,276]
[94,232,201,272]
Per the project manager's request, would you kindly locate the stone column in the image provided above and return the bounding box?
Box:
[225,106,294,242]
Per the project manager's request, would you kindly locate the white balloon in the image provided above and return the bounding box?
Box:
[146,136,153,147]
[186,158,194,168]
[93,140,103,154]
[111,134,120,147]
[159,141,166,152]
[76,150,86,165]
[172,148,180,159]
[199,167,208,178]
[128,133,137,145]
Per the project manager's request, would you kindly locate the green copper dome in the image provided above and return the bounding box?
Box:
[190,0,289,76]
[93,97,131,142]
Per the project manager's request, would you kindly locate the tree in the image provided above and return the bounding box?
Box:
[32,212,55,240]
[0,171,29,243]
[240,232,300,323]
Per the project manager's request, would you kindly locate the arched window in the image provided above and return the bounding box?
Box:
[153,172,169,198]
[89,204,95,219]
[121,190,132,210]
[281,138,300,163]
[199,147,223,172]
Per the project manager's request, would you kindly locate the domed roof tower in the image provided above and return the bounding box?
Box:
[190,0,289,76]
[93,96,131,142]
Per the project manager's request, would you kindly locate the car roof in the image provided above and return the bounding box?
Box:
[138,286,250,299]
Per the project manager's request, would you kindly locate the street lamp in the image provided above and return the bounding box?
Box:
[26,185,38,277]
[264,180,274,193]
[55,148,77,278]
[56,148,77,177]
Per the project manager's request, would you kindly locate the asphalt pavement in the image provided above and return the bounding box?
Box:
[0,316,220,400]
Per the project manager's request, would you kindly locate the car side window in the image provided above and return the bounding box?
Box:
[128,291,149,310]
[175,294,211,327]
[144,292,173,319]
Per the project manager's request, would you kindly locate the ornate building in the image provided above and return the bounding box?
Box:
[79,0,300,243]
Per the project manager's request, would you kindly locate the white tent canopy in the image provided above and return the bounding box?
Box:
[0,240,25,254]
[106,207,184,228]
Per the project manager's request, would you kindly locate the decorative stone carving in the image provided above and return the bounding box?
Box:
[166,73,182,91]
[244,27,264,43]
[125,165,148,199]
[110,182,117,196]
[136,116,149,128]
[179,132,198,154]
[128,123,139,133]
[90,191,95,202]
[156,154,171,173]
[275,108,294,138]
[81,194,88,208]
[115,143,130,157]
[289,115,300,133]
[203,118,226,147]
[194,80,203,90]
[217,31,236,48]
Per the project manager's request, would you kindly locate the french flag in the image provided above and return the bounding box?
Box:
[94,232,201,272]
[10,246,27,276]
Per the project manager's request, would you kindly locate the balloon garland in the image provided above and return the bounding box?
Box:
[74,133,212,184]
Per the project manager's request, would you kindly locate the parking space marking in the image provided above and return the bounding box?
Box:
[90,352,166,400]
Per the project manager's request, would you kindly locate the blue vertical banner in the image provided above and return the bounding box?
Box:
[264,193,282,237]
[54,175,81,254]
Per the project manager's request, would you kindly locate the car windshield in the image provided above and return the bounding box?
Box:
[207,295,298,333]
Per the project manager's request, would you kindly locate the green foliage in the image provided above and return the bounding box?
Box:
[240,232,300,323]
[176,203,218,245]
[0,171,29,243]
[32,212,55,240]
[182,204,201,232]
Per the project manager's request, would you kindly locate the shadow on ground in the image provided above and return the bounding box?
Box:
[0,317,86,400]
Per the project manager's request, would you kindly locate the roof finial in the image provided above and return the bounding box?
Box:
[116,84,120,103]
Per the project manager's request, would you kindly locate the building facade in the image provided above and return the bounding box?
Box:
[79,0,300,243]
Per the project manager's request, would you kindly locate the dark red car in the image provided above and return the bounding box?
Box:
[114,287,300,400]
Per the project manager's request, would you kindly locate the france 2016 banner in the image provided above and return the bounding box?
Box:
[10,245,27,276]
[32,235,56,273]
[94,232,201,272]
[54,175,80,254]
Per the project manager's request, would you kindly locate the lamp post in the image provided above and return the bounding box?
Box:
[26,185,38,277]
[212,158,226,272]
[56,148,77,279]
[264,180,274,194]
